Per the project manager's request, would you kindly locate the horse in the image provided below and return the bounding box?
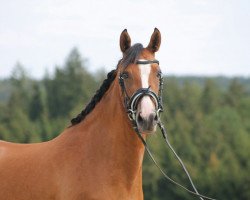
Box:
[0,28,162,200]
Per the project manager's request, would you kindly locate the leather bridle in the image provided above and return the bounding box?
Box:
[118,59,216,200]
[119,59,163,122]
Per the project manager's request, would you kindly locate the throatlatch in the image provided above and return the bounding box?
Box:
[119,59,216,200]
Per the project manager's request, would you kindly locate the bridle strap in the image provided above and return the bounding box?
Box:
[132,121,215,200]
[129,87,160,111]
[119,61,163,121]
[118,59,216,200]
[136,60,159,65]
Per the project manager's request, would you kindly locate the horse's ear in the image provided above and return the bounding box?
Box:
[147,28,161,53]
[120,29,131,53]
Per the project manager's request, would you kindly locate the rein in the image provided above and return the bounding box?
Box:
[119,60,216,200]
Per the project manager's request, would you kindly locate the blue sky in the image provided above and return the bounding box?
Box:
[0,0,249,78]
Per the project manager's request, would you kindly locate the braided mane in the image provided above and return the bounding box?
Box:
[71,69,117,125]
[70,43,143,126]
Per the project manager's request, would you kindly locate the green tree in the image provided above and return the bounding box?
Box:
[46,48,97,118]
[29,83,48,121]
[224,78,245,107]
[4,108,34,143]
[200,79,220,114]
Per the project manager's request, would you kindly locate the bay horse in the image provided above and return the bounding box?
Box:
[0,28,162,200]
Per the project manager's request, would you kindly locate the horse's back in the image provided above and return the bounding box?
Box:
[0,140,58,200]
[0,140,43,165]
[0,140,28,163]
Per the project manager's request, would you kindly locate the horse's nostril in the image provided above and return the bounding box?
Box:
[149,113,157,124]
[136,112,157,132]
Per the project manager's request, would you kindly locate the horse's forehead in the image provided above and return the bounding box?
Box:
[135,49,156,76]
[138,62,151,88]
[122,48,156,77]
[126,48,155,74]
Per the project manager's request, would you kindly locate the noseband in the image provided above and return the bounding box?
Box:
[118,59,163,121]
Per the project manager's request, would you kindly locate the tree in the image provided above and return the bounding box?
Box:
[200,79,220,114]
[45,48,97,118]
[9,62,32,112]
[224,78,245,107]
[4,108,34,143]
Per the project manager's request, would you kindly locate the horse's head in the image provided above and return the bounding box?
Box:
[118,28,162,134]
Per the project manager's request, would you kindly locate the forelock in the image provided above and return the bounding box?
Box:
[120,43,143,68]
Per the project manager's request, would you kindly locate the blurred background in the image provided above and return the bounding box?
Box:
[0,0,249,199]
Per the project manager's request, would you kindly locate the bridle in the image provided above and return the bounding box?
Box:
[119,59,163,122]
[118,59,216,200]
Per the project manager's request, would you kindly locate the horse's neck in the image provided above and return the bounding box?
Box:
[60,79,145,188]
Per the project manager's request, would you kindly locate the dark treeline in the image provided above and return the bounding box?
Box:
[0,48,249,200]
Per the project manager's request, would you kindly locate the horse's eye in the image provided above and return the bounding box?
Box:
[121,72,129,79]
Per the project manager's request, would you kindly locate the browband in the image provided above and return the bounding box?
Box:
[136,60,159,65]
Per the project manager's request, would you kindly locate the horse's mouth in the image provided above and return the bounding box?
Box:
[138,126,157,134]
[136,112,158,134]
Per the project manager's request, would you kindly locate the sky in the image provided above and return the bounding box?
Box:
[0,0,249,78]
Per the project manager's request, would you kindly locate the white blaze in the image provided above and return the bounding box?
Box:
[138,60,155,119]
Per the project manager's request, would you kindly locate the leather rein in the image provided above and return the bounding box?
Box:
[118,59,216,200]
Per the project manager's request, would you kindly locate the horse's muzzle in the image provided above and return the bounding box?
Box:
[136,111,158,133]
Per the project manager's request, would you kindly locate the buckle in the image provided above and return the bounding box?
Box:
[127,109,136,121]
